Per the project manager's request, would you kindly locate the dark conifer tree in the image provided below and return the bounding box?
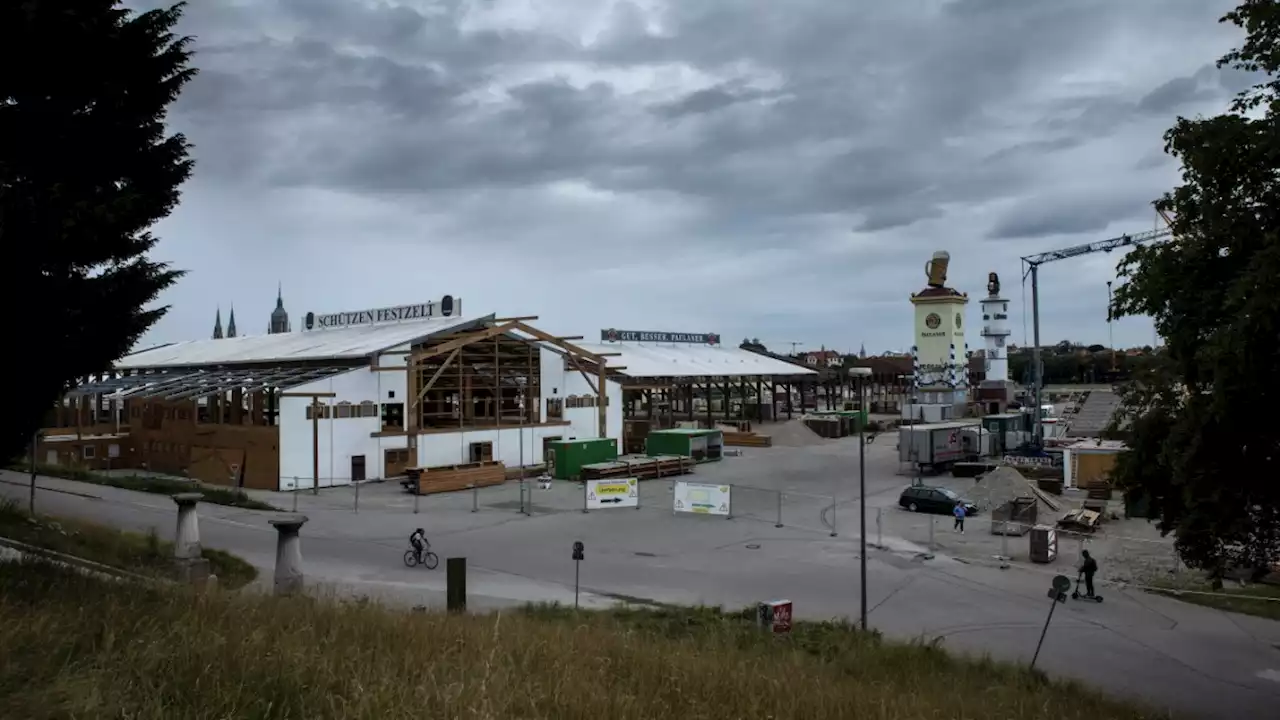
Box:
[0,2,195,460]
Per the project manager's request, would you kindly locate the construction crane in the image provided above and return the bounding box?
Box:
[1020,226,1173,445]
[763,341,803,356]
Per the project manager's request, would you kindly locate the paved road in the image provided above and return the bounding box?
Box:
[3,463,1279,720]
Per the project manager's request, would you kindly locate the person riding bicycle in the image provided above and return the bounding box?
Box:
[408,528,427,562]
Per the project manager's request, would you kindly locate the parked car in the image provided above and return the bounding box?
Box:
[898,485,978,516]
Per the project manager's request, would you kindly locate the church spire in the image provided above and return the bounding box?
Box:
[269,282,291,334]
[212,306,224,340]
[227,305,238,338]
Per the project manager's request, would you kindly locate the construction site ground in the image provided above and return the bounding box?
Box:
[878,471,1187,585]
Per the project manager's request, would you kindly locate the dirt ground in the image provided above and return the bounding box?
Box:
[877,472,1190,586]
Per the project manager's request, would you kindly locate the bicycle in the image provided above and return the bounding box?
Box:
[403,540,439,570]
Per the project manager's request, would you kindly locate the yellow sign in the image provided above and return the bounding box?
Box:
[596,481,630,496]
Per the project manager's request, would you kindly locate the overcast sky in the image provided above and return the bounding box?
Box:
[131,0,1250,354]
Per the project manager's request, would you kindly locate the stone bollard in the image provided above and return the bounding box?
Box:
[172,493,211,584]
[269,515,309,596]
[173,493,204,559]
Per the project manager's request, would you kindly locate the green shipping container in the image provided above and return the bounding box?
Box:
[646,428,724,462]
[547,438,618,480]
[829,409,870,428]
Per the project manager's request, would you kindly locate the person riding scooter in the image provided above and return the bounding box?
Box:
[1078,549,1099,598]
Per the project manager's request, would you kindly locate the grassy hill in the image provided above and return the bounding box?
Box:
[0,561,1165,720]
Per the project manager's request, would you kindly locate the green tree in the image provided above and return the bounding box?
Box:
[1111,0,1280,580]
[0,1,194,461]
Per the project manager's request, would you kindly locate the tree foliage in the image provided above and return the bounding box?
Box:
[0,1,195,460]
[1008,345,1159,385]
[1110,0,1280,578]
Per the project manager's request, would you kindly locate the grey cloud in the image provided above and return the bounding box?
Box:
[987,190,1158,240]
[652,83,775,118]
[170,0,1237,237]
[1138,75,1214,114]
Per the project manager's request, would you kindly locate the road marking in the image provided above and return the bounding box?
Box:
[1256,669,1280,684]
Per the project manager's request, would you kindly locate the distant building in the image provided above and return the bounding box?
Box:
[802,348,843,368]
[210,285,290,340]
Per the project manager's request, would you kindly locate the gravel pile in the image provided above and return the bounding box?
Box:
[762,419,827,448]
[968,466,1037,511]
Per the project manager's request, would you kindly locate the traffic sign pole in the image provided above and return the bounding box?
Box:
[1032,575,1072,670]
[572,541,585,609]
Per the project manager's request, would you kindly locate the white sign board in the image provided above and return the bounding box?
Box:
[107,444,120,459]
[586,478,639,509]
[1003,454,1054,468]
[673,481,731,516]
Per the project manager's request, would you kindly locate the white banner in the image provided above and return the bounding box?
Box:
[586,478,639,509]
[673,481,731,516]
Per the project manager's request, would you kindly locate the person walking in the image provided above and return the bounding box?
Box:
[953,501,966,534]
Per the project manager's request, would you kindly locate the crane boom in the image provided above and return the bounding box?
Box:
[1022,228,1171,268]
[1018,226,1173,447]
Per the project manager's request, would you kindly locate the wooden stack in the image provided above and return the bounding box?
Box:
[723,431,772,447]
[581,455,693,481]
[406,461,506,495]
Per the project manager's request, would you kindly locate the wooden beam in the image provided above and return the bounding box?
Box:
[492,315,539,322]
[596,352,622,357]
[370,366,407,372]
[509,321,606,363]
[597,361,607,439]
[280,392,336,398]
[414,348,460,408]
[413,321,520,361]
[568,355,599,395]
[555,335,584,341]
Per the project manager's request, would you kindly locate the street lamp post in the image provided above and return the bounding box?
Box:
[849,366,873,631]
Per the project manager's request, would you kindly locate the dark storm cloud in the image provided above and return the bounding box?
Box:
[987,189,1158,241]
[651,82,777,118]
[158,0,1239,239]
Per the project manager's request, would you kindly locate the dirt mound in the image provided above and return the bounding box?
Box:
[968,466,1037,511]
[760,418,826,448]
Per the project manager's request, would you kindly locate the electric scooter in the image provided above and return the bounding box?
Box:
[1070,572,1103,603]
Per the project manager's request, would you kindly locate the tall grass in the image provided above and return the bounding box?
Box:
[0,561,1164,720]
[1150,575,1280,620]
[0,499,256,589]
[8,462,279,510]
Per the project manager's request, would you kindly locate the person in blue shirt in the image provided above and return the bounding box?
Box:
[953,501,966,534]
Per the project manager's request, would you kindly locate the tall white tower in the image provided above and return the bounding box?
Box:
[979,272,1010,382]
[905,250,970,422]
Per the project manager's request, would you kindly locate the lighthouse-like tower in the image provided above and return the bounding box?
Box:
[977,272,1015,413]
[980,273,1009,382]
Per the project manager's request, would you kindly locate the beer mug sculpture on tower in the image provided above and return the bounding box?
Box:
[925,251,951,288]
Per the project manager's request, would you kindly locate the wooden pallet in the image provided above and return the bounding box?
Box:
[404,461,506,495]
[723,431,772,448]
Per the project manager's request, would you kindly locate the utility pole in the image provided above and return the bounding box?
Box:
[1107,281,1116,374]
